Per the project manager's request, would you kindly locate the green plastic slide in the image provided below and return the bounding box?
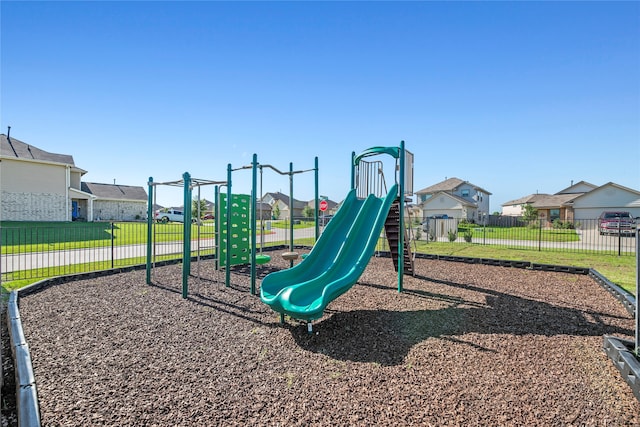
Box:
[260,184,398,322]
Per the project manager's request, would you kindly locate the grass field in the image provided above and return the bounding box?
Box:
[1,221,637,295]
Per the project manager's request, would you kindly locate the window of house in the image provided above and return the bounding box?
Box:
[550,209,560,221]
[461,189,470,197]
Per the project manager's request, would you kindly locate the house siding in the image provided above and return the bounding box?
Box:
[1,191,67,221]
[2,158,67,194]
[572,185,640,222]
[1,156,70,221]
[94,200,147,221]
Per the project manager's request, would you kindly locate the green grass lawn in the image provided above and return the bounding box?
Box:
[1,221,216,254]
[2,221,636,296]
[458,225,580,242]
[409,241,636,295]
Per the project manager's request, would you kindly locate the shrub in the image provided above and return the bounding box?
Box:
[463,229,473,242]
[447,230,457,242]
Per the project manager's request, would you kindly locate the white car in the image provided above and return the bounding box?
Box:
[155,209,187,223]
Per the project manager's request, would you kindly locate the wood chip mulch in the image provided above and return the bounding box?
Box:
[9,251,640,426]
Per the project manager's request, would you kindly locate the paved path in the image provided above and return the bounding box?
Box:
[2,226,635,276]
[1,227,314,274]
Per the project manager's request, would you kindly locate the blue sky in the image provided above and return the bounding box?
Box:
[1,1,638,212]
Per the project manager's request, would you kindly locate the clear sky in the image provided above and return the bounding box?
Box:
[1,1,638,212]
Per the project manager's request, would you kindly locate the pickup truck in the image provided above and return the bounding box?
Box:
[154,208,187,223]
[598,211,636,236]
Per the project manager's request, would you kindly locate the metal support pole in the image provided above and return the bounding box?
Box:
[226,164,232,288]
[182,172,192,299]
[289,162,294,268]
[398,140,405,293]
[314,156,319,241]
[146,177,153,284]
[350,151,356,191]
[250,154,258,295]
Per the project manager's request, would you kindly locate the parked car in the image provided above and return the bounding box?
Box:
[155,208,188,223]
[598,211,636,236]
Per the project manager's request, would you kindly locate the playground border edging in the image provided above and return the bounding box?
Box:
[5,250,639,425]
[7,291,41,427]
[589,269,636,318]
[603,336,640,401]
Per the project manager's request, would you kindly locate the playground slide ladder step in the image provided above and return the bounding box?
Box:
[384,199,414,276]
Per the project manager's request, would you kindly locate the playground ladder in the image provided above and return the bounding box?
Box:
[384,198,415,276]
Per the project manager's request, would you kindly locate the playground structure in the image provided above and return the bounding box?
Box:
[223,154,319,294]
[145,155,319,297]
[146,173,226,297]
[260,141,415,331]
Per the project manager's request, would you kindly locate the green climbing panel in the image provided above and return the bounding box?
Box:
[219,193,250,267]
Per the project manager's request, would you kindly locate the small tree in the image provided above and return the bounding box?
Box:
[522,204,538,223]
[302,205,313,219]
[272,203,281,220]
[192,198,208,220]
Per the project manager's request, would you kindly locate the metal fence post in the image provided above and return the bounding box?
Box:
[538,218,542,251]
[636,226,640,357]
[111,222,115,269]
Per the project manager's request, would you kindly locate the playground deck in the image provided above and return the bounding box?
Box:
[10,251,640,425]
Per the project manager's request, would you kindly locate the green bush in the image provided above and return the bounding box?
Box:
[463,229,473,242]
[552,219,575,230]
[447,230,457,242]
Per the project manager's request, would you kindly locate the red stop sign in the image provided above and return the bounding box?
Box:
[319,200,328,212]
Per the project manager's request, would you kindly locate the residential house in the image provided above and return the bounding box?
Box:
[415,177,491,223]
[501,181,640,225]
[261,192,307,219]
[82,182,148,221]
[570,182,640,221]
[501,181,598,222]
[0,133,147,222]
[307,198,339,216]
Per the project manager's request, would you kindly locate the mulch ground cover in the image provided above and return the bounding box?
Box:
[4,250,639,426]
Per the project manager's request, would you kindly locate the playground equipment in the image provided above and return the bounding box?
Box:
[146,173,226,298]
[145,152,318,298]
[260,141,414,331]
[225,154,319,294]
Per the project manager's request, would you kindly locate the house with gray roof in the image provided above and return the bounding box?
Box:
[415,177,491,223]
[261,191,308,219]
[1,132,147,221]
[82,182,148,221]
[501,180,640,224]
